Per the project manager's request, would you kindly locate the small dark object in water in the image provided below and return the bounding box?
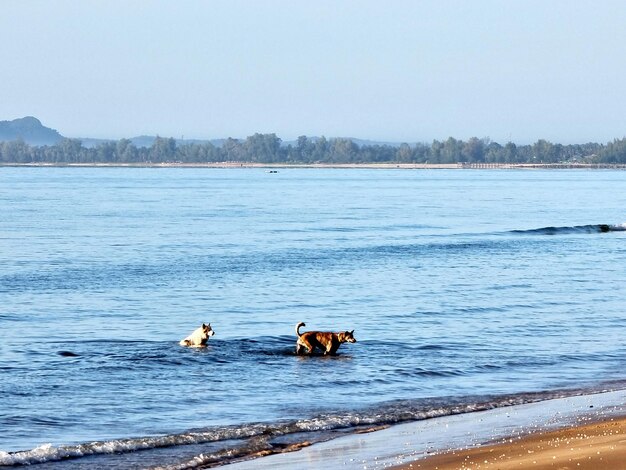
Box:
[58,351,80,357]
[599,224,610,232]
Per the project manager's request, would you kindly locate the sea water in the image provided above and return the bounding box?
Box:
[1,167,626,468]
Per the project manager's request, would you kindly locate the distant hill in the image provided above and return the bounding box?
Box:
[0,116,409,149]
[0,116,63,146]
[0,117,230,148]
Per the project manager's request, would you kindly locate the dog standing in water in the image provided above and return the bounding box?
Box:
[179,323,215,347]
[295,322,356,355]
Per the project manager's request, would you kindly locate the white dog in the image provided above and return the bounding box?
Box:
[179,323,215,347]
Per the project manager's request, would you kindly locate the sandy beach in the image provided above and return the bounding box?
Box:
[397,415,626,469]
[3,161,626,169]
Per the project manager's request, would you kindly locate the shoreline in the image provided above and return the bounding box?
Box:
[222,389,626,469]
[2,162,626,170]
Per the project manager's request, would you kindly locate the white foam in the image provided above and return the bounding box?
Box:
[0,423,280,466]
[0,443,62,466]
[0,434,217,466]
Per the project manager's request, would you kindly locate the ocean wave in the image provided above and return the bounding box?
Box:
[0,388,611,467]
[0,423,273,466]
[10,220,618,293]
[510,223,626,236]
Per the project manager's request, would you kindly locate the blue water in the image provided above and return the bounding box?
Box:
[2,167,626,467]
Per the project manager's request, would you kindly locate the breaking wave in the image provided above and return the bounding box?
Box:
[510,223,626,236]
[0,387,610,467]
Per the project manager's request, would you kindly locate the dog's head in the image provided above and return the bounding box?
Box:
[339,330,356,343]
[202,323,215,339]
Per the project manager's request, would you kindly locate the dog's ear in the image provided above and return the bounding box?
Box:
[202,323,207,329]
[350,330,354,335]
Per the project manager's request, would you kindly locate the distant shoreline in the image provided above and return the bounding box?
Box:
[2,162,626,170]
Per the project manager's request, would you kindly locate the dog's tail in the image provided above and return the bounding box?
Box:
[295,322,306,337]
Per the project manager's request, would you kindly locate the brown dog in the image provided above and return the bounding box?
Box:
[179,323,215,347]
[295,322,356,356]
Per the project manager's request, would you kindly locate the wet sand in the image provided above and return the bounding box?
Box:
[223,389,626,469]
[397,415,626,469]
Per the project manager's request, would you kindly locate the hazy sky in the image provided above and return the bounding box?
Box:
[2,0,626,143]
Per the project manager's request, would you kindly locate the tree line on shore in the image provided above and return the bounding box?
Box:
[2,133,626,164]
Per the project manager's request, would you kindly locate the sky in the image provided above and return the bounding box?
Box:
[2,0,626,144]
